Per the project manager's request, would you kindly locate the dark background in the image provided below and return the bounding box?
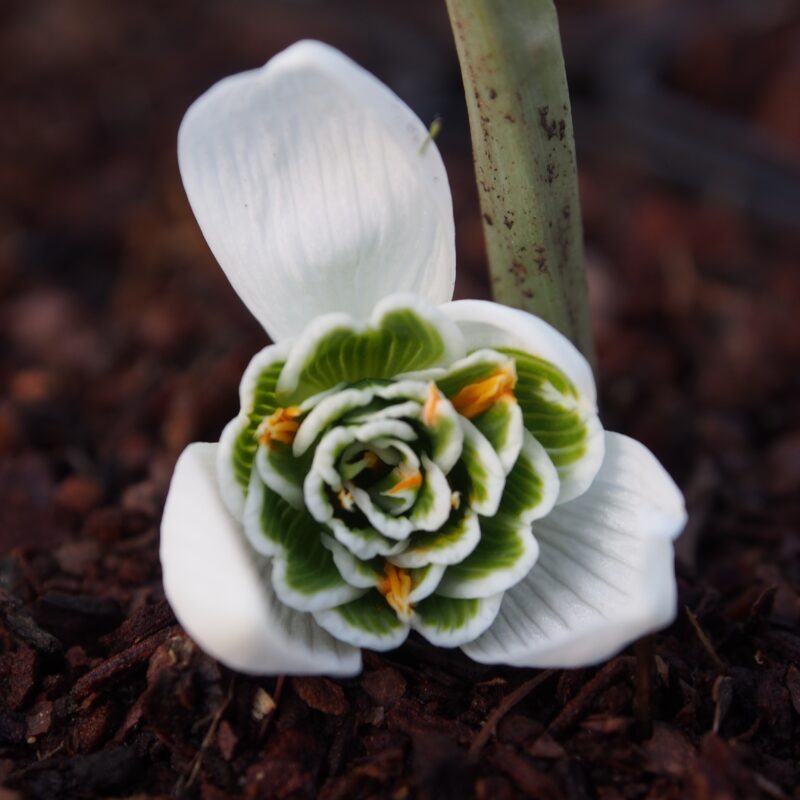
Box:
[1,1,799,798]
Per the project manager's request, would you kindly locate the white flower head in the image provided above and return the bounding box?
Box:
[161,41,687,676]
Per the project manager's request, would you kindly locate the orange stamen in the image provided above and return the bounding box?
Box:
[379,563,413,618]
[257,406,302,448]
[337,488,354,511]
[450,367,517,419]
[423,383,442,426]
[386,469,423,495]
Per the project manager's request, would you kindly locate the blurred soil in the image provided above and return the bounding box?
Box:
[1,1,799,798]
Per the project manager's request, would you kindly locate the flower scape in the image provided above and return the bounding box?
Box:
[160,41,687,676]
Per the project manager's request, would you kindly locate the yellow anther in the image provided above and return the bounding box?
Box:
[450,367,517,419]
[257,406,302,448]
[337,488,355,511]
[363,450,380,469]
[422,383,442,426]
[379,563,413,619]
[450,491,461,510]
[385,468,423,495]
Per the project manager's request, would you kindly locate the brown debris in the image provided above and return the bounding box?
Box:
[361,666,407,708]
[292,676,350,716]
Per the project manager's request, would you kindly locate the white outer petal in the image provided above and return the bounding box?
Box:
[179,41,455,341]
[160,443,361,676]
[461,432,687,668]
[440,300,596,405]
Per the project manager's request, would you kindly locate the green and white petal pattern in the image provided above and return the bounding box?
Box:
[375,381,464,474]
[165,42,686,677]
[314,590,410,651]
[217,341,291,519]
[171,295,684,675]
[245,478,363,612]
[321,535,384,589]
[507,347,604,504]
[461,433,687,668]
[327,517,408,560]
[496,431,559,525]
[389,508,481,568]
[436,515,539,599]
[442,301,604,503]
[471,396,524,476]
[255,443,305,510]
[293,387,374,456]
[436,348,516,398]
[441,301,596,403]
[408,564,446,603]
[412,593,503,648]
[458,417,506,516]
[277,295,465,403]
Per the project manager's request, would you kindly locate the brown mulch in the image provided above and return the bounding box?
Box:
[1,1,799,798]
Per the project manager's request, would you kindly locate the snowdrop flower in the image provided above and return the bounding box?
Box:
[161,41,686,676]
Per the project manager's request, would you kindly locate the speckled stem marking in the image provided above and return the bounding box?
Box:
[445,0,594,362]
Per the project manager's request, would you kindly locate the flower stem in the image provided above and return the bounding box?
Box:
[445,0,594,360]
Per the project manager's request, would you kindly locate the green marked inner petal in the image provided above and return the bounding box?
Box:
[313,589,410,651]
[374,379,429,403]
[230,359,285,492]
[408,563,446,603]
[435,348,513,398]
[413,392,463,475]
[502,347,604,503]
[389,507,481,568]
[303,468,334,524]
[293,386,374,456]
[354,418,417,446]
[327,517,409,561]
[345,399,421,425]
[408,455,452,532]
[311,427,358,487]
[297,383,347,412]
[436,515,539,599]
[495,430,559,525]
[255,443,309,510]
[348,481,416,541]
[459,417,506,516]
[471,395,524,475]
[368,467,420,515]
[247,482,363,612]
[277,299,464,404]
[321,535,384,590]
[412,592,503,648]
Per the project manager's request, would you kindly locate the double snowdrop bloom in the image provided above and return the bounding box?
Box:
[161,41,687,676]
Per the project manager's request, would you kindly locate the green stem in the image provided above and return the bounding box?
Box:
[445,0,593,360]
